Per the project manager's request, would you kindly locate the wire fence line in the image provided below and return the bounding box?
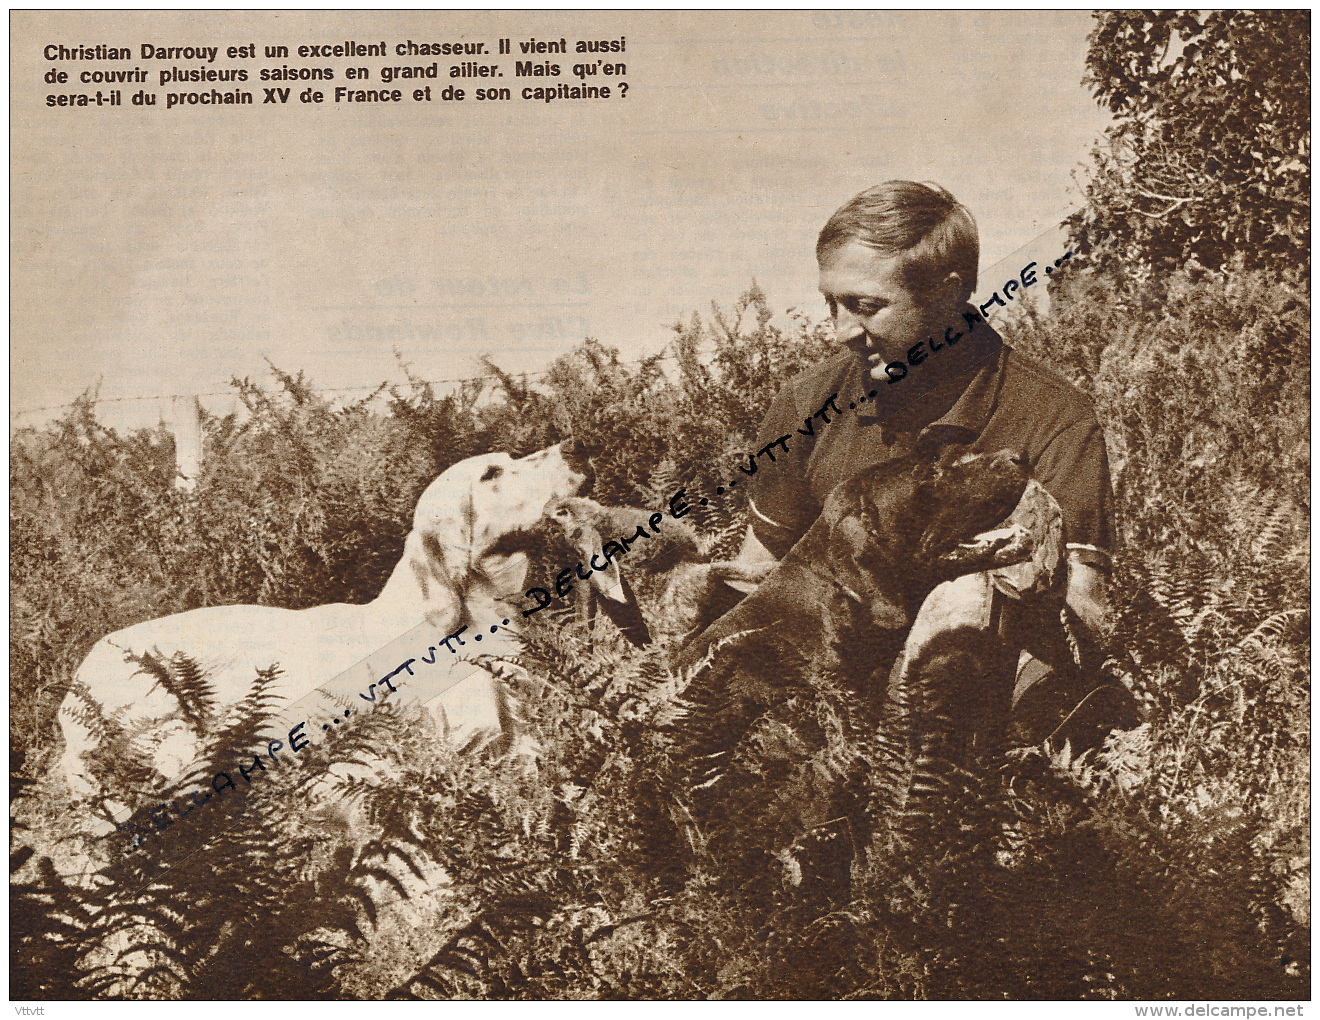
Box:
[9,369,550,421]
[8,344,713,424]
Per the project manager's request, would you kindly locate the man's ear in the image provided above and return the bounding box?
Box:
[929,270,972,313]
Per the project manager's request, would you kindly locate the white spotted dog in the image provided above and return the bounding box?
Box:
[56,440,599,829]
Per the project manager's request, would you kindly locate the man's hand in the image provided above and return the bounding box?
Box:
[736,523,779,567]
[1011,552,1136,747]
[682,526,779,641]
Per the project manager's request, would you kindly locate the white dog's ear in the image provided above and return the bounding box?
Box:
[413,475,478,572]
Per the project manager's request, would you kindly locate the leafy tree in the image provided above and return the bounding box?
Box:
[1071,10,1310,277]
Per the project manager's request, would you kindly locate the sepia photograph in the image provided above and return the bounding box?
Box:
[10,9,1310,1004]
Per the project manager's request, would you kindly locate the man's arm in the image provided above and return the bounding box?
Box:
[1031,413,1116,647]
[1065,554,1111,643]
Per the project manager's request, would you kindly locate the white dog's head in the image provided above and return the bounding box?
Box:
[412,440,592,588]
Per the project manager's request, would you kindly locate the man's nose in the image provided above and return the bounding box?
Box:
[834,309,867,345]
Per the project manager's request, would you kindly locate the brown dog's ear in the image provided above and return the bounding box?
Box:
[913,477,965,563]
[916,515,960,563]
[913,431,946,462]
[830,514,871,565]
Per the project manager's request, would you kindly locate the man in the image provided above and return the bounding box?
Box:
[732,181,1115,725]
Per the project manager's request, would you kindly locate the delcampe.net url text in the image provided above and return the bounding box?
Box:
[1140,1002,1304,1008]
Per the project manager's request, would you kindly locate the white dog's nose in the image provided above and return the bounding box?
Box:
[558,438,595,489]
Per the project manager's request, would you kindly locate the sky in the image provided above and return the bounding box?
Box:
[11,10,1109,431]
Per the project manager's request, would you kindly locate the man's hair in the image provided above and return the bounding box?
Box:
[816,181,979,303]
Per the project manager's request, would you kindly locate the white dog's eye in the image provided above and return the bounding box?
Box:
[480,465,504,482]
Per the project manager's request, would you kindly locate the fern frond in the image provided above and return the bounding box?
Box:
[125,651,218,733]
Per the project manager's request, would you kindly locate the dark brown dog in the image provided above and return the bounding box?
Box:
[675,446,1031,776]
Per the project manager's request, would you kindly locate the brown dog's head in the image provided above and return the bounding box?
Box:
[910,446,1032,563]
[817,445,1031,611]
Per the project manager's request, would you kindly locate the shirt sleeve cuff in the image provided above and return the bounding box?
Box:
[1066,543,1113,571]
[748,497,783,530]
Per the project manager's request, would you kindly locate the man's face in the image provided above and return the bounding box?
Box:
[818,240,956,380]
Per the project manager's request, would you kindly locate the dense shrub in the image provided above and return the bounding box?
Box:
[1072,11,1309,278]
